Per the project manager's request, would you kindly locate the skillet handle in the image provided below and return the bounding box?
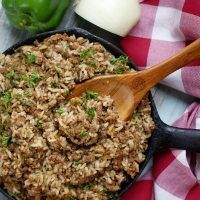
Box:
[163,125,200,152]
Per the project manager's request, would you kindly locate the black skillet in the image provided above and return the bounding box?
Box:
[1,28,200,200]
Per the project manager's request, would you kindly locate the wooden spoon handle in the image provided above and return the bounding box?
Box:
[142,38,200,90]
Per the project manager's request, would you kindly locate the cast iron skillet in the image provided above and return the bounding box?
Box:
[1,28,200,200]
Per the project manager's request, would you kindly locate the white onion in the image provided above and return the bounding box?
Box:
[75,0,141,37]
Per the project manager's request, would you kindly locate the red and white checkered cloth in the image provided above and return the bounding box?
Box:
[120,0,200,199]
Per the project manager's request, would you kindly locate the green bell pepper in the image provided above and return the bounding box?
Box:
[2,0,70,34]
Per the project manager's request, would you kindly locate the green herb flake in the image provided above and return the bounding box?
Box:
[102,187,108,193]
[14,192,21,198]
[19,75,27,81]
[64,44,70,52]
[26,131,32,135]
[86,91,99,101]
[25,101,31,107]
[63,90,70,97]
[50,82,58,88]
[77,60,86,65]
[2,134,11,148]
[90,58,97,68]
[2,94,12,108]
[1,89,12,108]
[6,70,15,79]
[1,111,9,124]
[26,53,36,64]
[135,124,140,129]
[87,107,95,120]
[79,130,88,138]
[82,182,92,190]
[114,66,125,74]
[74,160,81,166]
[67,128,72,132]
[68,196,76,200]
[107,192,118,200]
[131,112,137,120]
[82,99,88,109]
[12,48,17,53]
[69,99,79,106]
[55,68,61,76]
[28,71,42,88]
[23,90,30,97]
[80,49,95,59]
[56,108,65,115]
[15,94,22,101]
[6,70,16,86]
[110,55,128,65]
[0,91,3,97]
[0,127,4,133]
[36,121,43,132]
[101,69,106,75]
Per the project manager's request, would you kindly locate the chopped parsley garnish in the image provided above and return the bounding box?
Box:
[102,187,108,193]
[50,82,58,88]
[36,121,43,132]
[102,187,118,199]
[14,192,20,198]
[56,108,65,115]
[87,107,95,120]
[110,55,128,65]
[85,91,99,101]
[69,99,79,106]
[26,52,36,64]
[68,196,76,200]
[131,112,137,120]
[1,112,9,124]
[110,55,128,74]
[1,89,12,108]
[28,71,42,88]
[135,124,140,129]
[79,130,88,138]
[82,182,92,190]
[2,134,11,147]
[64,44,70,52]
[101,69,106,74]
[80,49,95,59]
[25,101,31,107]
[63,90,70,97]
[67,128,72,132]
[13,93,21,100]
[114,66,125,74]
[107,191,118,200]
[0,127,4,133]
[7,70,15,79]
[74,160,81,165]
[26,131,32,135]
[90,58,97,68]
[12,48,17,53]
[23,90,30,97]
[18,74,27,81]
[6,70,16,86]
[77,60,86,65]
[55,68,61,76]
[82,99,88,109]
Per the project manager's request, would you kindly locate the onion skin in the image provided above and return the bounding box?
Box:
[75,0,141,37]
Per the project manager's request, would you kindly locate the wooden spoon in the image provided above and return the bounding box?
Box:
[69,38,200,120]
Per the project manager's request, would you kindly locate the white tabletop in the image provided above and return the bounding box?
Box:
[0,1,196,199]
